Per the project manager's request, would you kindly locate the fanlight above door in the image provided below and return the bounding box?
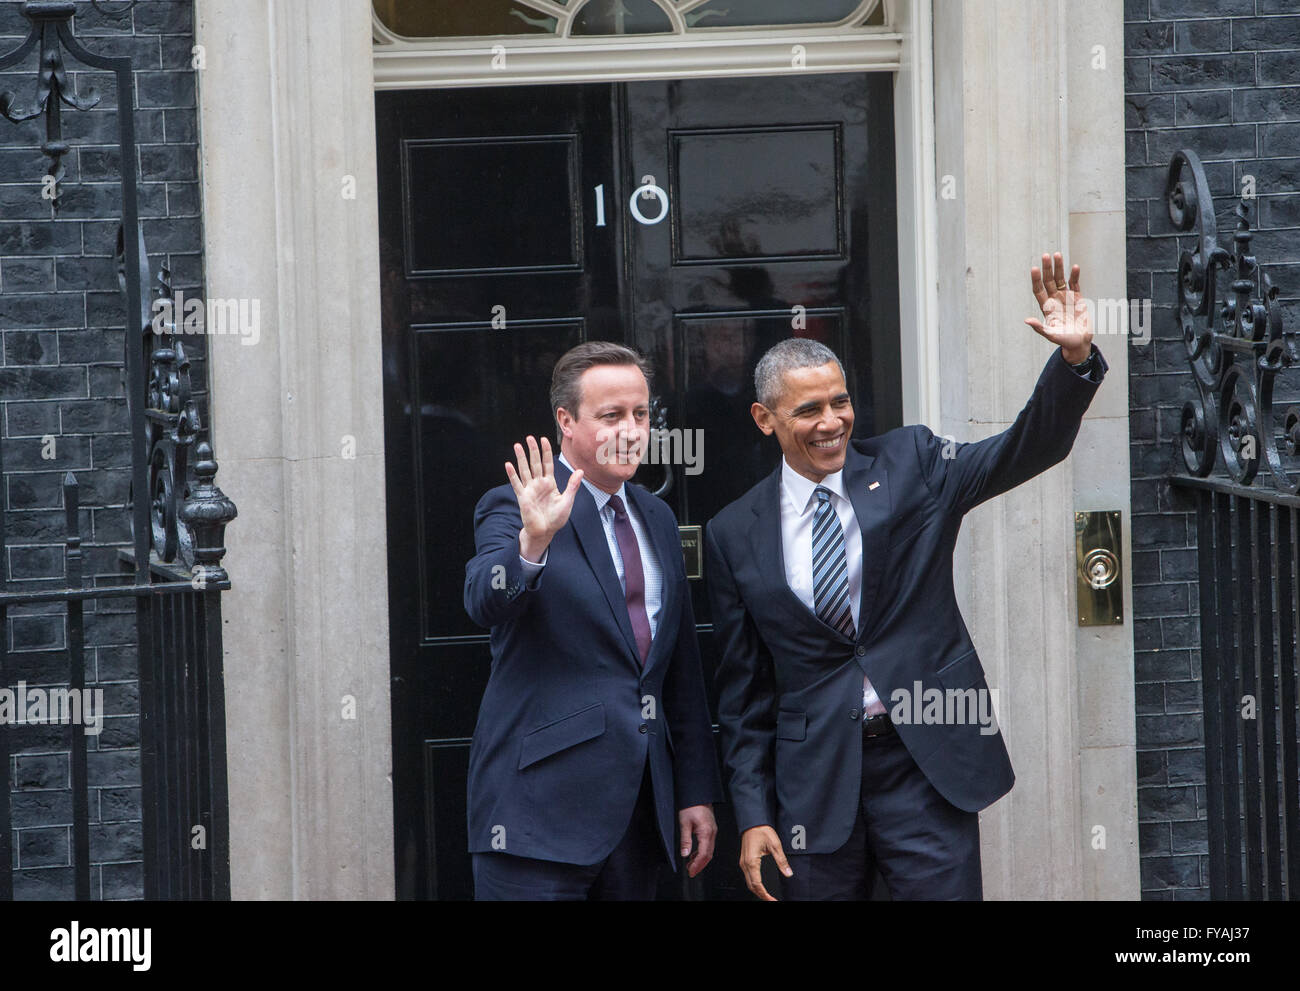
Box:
[373,0,888,42]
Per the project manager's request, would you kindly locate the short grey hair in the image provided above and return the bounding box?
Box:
[753,338,846,409]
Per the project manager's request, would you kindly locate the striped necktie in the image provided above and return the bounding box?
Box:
[812,486,855,638]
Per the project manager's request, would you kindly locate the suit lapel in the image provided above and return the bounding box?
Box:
[842,442,889,639]
[748,463,786,602]
[554,458,640,666]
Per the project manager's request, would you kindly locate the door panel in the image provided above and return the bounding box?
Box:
[411,318,584,644]
[623,73,899,633]
[403,136,583,275]
[379,72,899,900]
[378,84,621,900]
[672,125,844,262]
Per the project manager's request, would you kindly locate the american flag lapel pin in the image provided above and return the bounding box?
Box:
[869,481,880,491]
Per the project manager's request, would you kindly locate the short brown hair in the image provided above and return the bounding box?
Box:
[550,341,653,440]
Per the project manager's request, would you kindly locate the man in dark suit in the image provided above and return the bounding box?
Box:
[705,253,1109,900]
[463,341,723,899]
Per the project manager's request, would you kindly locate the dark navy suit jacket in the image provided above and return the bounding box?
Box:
[464,457,724,867]
[704,345,1108,855]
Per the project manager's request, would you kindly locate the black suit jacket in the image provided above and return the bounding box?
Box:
[464,457,724,866]
[704,345,1108,854]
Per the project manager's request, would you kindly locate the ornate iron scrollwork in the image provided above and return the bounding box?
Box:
[1165,148,1297,492]
[3,1,237,581]
[0,1,101,212]
[117,224,236,573]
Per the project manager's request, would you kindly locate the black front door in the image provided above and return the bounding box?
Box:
[378,72,899,900]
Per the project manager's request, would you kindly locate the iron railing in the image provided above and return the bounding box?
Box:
[1165,148,1300,899]
[1,0,235,899]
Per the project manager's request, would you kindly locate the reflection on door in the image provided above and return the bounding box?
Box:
[378,72,899,899]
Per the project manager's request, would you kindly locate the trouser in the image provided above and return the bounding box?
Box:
[472,762,663,900]
[781,725,983,901]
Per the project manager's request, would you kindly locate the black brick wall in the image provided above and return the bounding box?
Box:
[0,0,204,899]
[1126,0,1300,899]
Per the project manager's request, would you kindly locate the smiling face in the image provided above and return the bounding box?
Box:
[751,361,854,483]
[556,363,650,493]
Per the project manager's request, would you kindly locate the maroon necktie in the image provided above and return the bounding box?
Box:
[607,494,651,664]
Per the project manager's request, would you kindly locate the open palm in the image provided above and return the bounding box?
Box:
[506,435,582,542]
[1024,251,1092,361]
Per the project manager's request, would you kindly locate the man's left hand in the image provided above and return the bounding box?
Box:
[1025,250,1093,364]
[678,804,717,878]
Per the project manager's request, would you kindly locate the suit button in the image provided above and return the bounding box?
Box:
[849,708,860,720]
[855,645,866,656]
[639,724,648,734]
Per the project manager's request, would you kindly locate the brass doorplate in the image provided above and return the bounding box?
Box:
[1075,511,1122,626]
[680,525,702,579]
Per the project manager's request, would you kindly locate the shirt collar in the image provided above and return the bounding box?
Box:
[781,456,847,517]
[559,452,627,513]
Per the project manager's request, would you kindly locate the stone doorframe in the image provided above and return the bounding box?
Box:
[194,0,1135,899]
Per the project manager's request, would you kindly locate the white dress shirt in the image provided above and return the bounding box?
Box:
[518,453,662,639]
[780,457,886,715]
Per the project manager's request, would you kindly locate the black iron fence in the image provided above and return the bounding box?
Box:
[1166,148,1300,899]
[1,1,234,899]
